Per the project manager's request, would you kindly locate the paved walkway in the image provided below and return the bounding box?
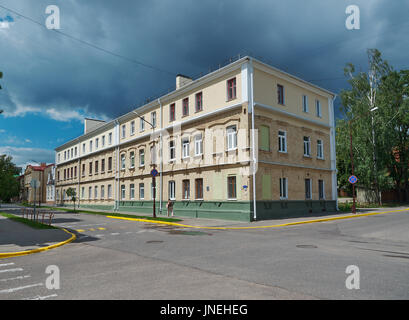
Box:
[53,204,409,229]
[0,215,72,254]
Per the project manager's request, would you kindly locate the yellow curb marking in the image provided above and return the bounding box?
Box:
[98,227,106,230]
[76,229,85,232]
[88,228,95,231]
[107,208,409,230]
[0,228,76,259]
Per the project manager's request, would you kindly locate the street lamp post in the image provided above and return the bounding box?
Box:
[348,106,378,214]
[133,111,157,218]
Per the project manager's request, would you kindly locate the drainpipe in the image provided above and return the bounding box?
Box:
[114,120,120,211]
[249,58,257,221]
[158,98,163,214]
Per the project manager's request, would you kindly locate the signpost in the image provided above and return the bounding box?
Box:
[348,175,358,214]
[30,179,39,218]
[151,169,158,218]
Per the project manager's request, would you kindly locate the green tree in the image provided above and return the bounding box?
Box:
[337,49,409,203]
[377,70,409,201]
[0,155,21,202]
[65,187,77,211]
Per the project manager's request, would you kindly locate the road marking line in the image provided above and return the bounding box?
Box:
[0,263,15,267]
[110,233,120,236]
[0,283,43,294]
[0,275,31,282]
[0,268,23,273]
[23,294,58,300]
[107,208,409,230]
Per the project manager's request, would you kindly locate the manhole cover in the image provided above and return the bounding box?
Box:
[296,245,318,249]
[146,240,164,244]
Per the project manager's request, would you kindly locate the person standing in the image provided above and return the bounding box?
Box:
[166,198,174,217]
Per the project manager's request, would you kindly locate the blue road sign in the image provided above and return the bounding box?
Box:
[151,169,158,177]
[348,175,358,184]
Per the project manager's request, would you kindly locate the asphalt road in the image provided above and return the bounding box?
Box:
[1,205,408,300]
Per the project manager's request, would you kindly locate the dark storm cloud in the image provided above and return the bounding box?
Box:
[0,0,408,121]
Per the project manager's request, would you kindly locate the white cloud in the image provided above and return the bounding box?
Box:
[0,146,55,170]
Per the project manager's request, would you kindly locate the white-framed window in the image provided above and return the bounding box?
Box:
[169,140,176,160]
[88,186,92,200]
[121,153,126,170]
[182,138,190,158]
[278,130,287,153]
[108,133,112,145]
[302,95,309,113]
[303,136,311,156]
[94,186,98,199]
[139,149,145,166]
[130,151,135,168]
[107,184,112,199]
[102,135,105,147]
[227,125,237,150]
[89,140,93,152]
[316,100,322,117]
[122,125,126,138]
[169,181,176,200]
[81,187,85,199]
[317,139,324,159]
[151,111,157,128]
[279,177,288,199]
[195,134,203,156]
[139,183,145,199]
[101,185,105,199]
[74,147,77,157]
[121,185,126,200]
[130,184,135,200]
[82,143,85,154]
[140,117,145,132]
[182,179,190,200]
[95,138,99,149]
[227,176,236,200]
[305,178,312,200]
[58,153,61,163]
[131,120,135,135]
[318,180,325,200]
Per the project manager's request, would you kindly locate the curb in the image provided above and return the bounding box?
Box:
[107,208,409,230]
[0,228,76,259]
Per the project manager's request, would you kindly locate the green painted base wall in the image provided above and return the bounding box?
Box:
[253,200,338,221]
[74,200,338,222]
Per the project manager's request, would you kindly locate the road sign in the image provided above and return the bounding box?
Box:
[151,169,158,177]
[348,175,358,184]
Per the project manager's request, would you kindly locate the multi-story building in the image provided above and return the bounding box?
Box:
[55,56,337,221]
[21,163,55,205]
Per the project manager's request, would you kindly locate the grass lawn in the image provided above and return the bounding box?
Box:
[338,201,406,212]
[0,212,57,229]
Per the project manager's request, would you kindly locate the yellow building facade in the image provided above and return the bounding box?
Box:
[55,57,337,221]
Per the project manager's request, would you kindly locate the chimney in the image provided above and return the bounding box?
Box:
[40,162,46,167]
[84,118,106,134]
[176,74,193,90]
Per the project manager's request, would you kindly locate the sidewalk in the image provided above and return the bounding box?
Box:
[0,215,74,256]
[53,204,409,229]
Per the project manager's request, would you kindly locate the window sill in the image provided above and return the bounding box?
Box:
[226,97,237,102]
[227,198,237,201]
[303,155,312,158]
[317,157,325,161]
